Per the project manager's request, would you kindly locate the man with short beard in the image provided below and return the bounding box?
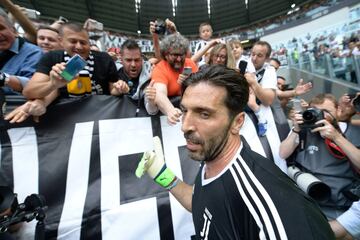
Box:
[137,65,335,240]
[150,33,198,125]
[116,39,151,100]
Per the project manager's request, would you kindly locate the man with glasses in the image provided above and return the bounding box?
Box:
[149,33,198,125]
[279,93,360,220]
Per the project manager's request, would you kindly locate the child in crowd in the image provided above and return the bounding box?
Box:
[229,39,255,72]
[194,22,213,66]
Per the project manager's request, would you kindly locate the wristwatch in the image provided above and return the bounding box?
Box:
[0,72,10,87]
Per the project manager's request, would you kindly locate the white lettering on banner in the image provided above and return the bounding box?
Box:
[160,116,195,239]
[99,117,161,239]
[4,117,195,239]
[57,122,94,240]
[8,127,39,239]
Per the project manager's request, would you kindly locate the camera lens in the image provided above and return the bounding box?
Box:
[303,110,315,122]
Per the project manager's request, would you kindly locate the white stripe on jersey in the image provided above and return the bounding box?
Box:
[229,166,267,240]
[230,155,288,240]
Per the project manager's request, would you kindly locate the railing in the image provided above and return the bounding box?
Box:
[288,52,360,88]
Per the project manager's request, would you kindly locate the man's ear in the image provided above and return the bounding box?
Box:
[231,112,245,134]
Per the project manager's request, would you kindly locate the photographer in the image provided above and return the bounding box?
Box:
[279,94,360,219]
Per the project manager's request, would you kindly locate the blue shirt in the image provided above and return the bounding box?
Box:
[1,38,43,94]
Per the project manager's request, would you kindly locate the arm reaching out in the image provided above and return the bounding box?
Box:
[136,136,193,211]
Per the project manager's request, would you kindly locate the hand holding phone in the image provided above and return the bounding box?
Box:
[182,67,192,76]
[60,54,87,81]
[238,60,248,74]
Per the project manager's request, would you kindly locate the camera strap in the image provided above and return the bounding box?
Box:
[299,129,307,151]
[324,138,347,159]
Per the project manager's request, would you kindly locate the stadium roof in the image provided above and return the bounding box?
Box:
[12,0,313,36]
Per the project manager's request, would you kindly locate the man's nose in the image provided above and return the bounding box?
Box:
[181,112,195,133]
[75,42,82,49]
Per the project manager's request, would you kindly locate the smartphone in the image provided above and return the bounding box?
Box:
[182,67,192,76]
[238,60,248,74]
[292,98,302,112]
[60,54,87,81]
[25,8,39,19]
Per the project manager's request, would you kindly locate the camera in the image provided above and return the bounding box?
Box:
[287,166,331,202]
[0,186,46,237]
[154,19,166,35]
[300,108,324,129]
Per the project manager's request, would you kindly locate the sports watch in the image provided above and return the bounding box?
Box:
[0,72,10,87]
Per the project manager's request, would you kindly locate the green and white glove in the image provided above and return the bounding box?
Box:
[136,136,179,190]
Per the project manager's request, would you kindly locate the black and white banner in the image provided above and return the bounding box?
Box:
[0,95,199,239]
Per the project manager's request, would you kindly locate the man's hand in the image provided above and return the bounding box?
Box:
[5,99,46,123]
[136,136,178,190]
[177,74,188,85]
[244,72,257,86]
[112,80,130,95]
[167,108,182,125]
[247,88,259,112]
[165,18,177,34]
[311,119,341,141]
[145,81,156,105]
[49,63,69,89]
[294,79,312,96]
[290,111,303,132]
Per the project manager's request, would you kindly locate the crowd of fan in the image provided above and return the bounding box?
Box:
[1,0,360,239]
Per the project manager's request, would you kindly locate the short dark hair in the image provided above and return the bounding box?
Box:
[59,22,86,36]
[310,93,338,108]
[181,65,249,118]
[253,41,272,58]
[270,58,281,66]
[121,39,141,52]
[199,22,212,32]
[277,76,286,81]
[37,25,59,34]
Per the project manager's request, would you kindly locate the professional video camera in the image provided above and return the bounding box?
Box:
[300,108,324,129]
[0,186,46,240]
[287,166,331,202]
[154,19,166,35]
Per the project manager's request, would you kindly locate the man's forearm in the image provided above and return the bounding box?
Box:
[23,73,57,99]
[279,131,299,159]
[155,93,176,116]
[251,83,275,106]
[170,181,193,212]
[333,134,360,169]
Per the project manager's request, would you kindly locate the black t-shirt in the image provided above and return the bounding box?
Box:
[117,67,139,96]
[192,137,335,240]
[36,50,118,97]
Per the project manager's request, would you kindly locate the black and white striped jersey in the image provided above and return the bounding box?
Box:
[192,137,335,240]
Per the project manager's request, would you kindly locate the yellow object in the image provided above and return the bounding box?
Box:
[67,71,91,95]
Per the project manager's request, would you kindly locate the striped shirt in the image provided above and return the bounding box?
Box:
[192,136,335,240]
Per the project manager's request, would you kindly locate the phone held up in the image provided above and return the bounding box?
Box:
[182,67,192,76]
[238,60,248,75]
[60,54,87,81]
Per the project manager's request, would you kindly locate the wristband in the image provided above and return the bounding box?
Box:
[154,165,176,189]
[292,128,300,134]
